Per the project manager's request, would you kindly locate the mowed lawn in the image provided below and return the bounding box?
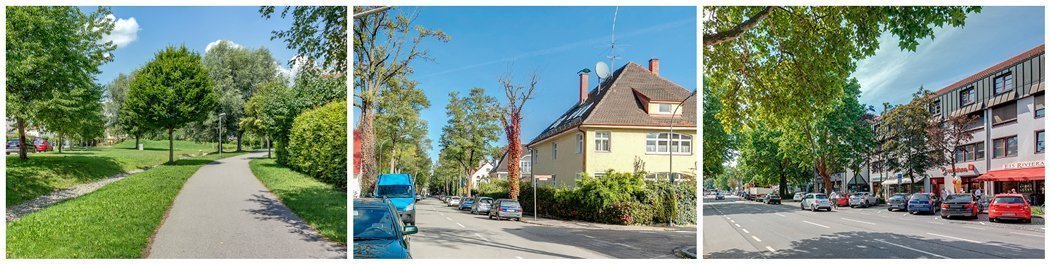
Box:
[249,158,347,245]
[6,154,224,258]
[6,140,242,206]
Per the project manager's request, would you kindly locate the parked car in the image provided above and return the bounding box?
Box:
[741,191,751,200]
[373,174,416,225]
[793,192,805,202]
[908,193,939,215]
[715,192,725,200]
[978,196,991,213]
[829,192,850,207]
[471,197,494,215]
[849,192,877,208]
[764,193,781,204]
[940,193,979,219]
[887,193,910,211]
[988,194,1032,223]
[34,138,50,152]
[6,139,36,155]
[353,198,418,259]
[447,196,461,207]
[459,197,476,210]
[489,199,523,221]
[800,193,833,212]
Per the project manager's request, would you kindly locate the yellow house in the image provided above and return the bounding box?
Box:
[526,59,697,187]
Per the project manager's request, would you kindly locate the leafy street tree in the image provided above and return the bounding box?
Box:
[36,84,106,153]
[704,6,980,132]
[880,89,935,193]
[703,84,734,177]
[241,80,295,159]
[439,88,500,197]
[779,79,876,194]
[104,73,133,139]
[125,46,217,163]
[495,72,538,200]
[261,6,347,72]
[7,6,115,160]
[354,6,449,193]
[927,107,980,194]
[197,41,278,151]
[376,76,430,174]
[736,124,810,197]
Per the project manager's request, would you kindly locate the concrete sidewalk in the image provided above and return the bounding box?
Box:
[520,214,697,232]
[146,152,345,259]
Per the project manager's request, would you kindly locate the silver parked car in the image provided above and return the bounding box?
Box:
[447,196,461,207]
[801,193,833,212]
[489,199,523,221]
[471,197,494,215]
[849,192,878,208]
[793,192,805,202]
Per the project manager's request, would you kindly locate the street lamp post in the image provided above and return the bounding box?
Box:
[531,149,537,221]
[667,91,696,228]
[218,113,226,158]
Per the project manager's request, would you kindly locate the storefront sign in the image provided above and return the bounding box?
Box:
[941,164,977,173]
[1003,161,1045,170]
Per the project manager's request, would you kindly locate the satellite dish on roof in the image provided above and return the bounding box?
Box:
[595,61,612,79]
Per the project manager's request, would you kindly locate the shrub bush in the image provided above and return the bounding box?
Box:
[287,101,347,190]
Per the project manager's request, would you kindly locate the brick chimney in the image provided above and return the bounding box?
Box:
[578,69,590,104]
[649,58,660,75]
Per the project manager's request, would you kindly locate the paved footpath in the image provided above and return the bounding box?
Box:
[147,151,346,259]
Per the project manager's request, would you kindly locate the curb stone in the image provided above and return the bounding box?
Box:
[673,246,697,259]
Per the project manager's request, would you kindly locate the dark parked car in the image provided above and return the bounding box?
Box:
[715,192,725,200]
[908,193,939,215]
[489,199,523,221]
[459,197,476,210]
[940,194,979,219]
[764,193,781,204]
[353,198,418,259]
[887,193,910,211]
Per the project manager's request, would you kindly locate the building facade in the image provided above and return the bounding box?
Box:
[527,59,697,187]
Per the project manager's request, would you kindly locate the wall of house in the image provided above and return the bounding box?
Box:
[583,127,697,180]
[529,130,584,187]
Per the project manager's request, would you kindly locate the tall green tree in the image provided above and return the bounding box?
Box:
[703,84,734,177]
[261,6,347,72]
[439,88,500,197]
[194,41,278,151]
[125,46,217,163]
[7,6,115,160]
[704,6,980,132]
[104,73,133,138]
[880,89,936,193]
[36,84,106,153]
[354,6,450,194]
[376,76,430,174]
[241,80,295,159]
[736,124,810,197]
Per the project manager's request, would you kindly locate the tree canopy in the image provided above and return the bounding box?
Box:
[438,88,501,196]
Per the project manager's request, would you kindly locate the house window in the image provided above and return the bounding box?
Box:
[576,133,583,154]
[993,136,1018,158]
[931,99,942,116]
[964,113,985,131]
[657,103,673,114]
[520,157,531,174]
[1036,94,1045,118]
[646,132,692,154]
[645,172,688,183]
[552,143,558,160]
[992,102,1018,125]
[1037,131,1045,153]
[954,142,985,162]
[532,148,538,165]
[594,131,611,152]
[960,87,976,105]
[994,72,1014,94]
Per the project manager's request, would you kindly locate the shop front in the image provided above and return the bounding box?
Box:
[976,161,1045,205]
[934,163,983,198]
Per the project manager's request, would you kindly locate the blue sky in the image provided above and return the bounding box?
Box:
[353,6,698,162]
[85,6,299,87]
[854,6,1045,109]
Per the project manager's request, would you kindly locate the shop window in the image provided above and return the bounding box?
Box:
[960,87,976,105]
[954,141,984,162]
[1037,130,1045,154]
[993,136,1018,158]
[994,72,1014,94]
[992,102,1018,125]
[1036,94,1045,118]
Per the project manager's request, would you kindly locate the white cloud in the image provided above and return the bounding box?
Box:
[205,39,244,53]
[101,14,139,48]
[276,55,312,83]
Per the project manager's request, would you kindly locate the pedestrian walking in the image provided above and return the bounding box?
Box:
[975,188,982,200]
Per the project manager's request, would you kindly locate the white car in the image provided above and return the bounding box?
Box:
[447,196,461,207]
[801,193,833,212]
[849,192,878,208]
[793,192,805,202]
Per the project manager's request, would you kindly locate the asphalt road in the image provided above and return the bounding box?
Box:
[147,152,346,259]
[704,195,1045,259]
[410,197,696,259]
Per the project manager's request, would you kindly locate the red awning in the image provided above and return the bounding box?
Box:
[975,167,1045,182]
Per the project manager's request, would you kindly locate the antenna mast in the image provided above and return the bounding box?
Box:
[609,6,619,67]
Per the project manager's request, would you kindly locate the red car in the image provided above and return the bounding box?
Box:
[33,138,50,152]
[829,192,850,207]
[988,194,1032,223]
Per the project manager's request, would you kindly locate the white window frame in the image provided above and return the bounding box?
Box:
[645,132,692,155]
[656,103,673,114]
[576,133,583,154]
[595,131,611,152]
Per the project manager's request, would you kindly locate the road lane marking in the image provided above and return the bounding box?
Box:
[729,219,735,223]
[751,235,762,242]
[765,246,775,253]
[1010,232,1044,237]
[475,233,489,241]
[775,213,785,217]
[802,220,831,229]
[456,222,466,228]
[926,233,979,243]
[961,226,986,231]
[841,218,877,225]
[583,234,596,239]
[445,217,453,221]
[734,224,741,228]
[515,256,523,259]
[875,239,949,259]
[615,242,639,249]
[979,222,985,225]
[741,228,750,234]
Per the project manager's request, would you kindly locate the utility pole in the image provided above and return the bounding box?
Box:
[531,149,537,221]
[667,91,696,228]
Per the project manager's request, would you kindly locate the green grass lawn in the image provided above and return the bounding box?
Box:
[5,140,246,206]
[249,158,347,245]
[6,154,224,258]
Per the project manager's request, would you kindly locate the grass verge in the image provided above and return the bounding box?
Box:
[249,158,347,245]
[5,154,223,258]
[6,140,242,206]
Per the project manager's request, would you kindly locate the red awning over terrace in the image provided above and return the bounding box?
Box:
[975,167,1045,182]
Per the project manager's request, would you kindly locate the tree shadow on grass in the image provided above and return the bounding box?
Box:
[704,231,1044,259]
[245,193,348,256]
[6,154,122,206]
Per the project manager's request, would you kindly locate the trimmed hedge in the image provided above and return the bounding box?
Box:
[287,101,347,190]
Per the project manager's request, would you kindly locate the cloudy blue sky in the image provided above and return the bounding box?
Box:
[853,6,1045,109]
[353,6,697,162]
[84,6,300,87]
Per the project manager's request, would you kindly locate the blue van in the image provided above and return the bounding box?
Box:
[374,174,416,225]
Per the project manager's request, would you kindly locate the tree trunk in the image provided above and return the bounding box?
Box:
[389,148,397,173]
[359,101,379,195]
[703,6,775,46]
[267,137,272,158]
[17,117,28,160]
[168,127,175,164]
[135,134,140,150]
[816,158,833,194]
[779,158,789,197]
[507,117,522,200]
[236,131,243,152]
[58,133,63,154]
